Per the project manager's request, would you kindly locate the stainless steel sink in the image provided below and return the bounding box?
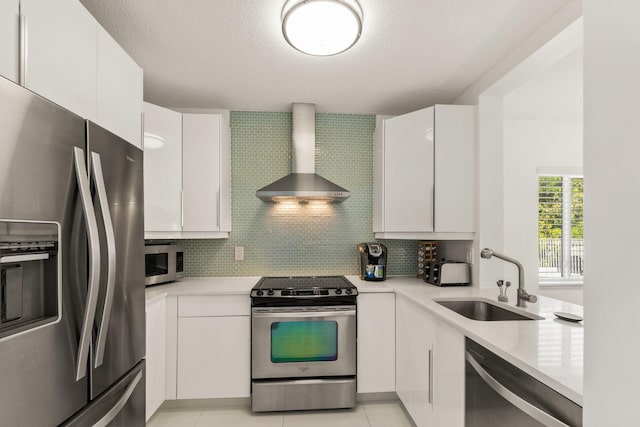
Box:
[435,299,543,321]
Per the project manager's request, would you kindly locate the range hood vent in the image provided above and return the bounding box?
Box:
[256,103,350,203]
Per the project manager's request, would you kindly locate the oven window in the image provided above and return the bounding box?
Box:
[270,321,338,363]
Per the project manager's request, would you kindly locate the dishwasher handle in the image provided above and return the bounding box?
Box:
[465,351,570,427]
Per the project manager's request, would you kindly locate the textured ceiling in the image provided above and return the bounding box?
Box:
[80,0,572,115]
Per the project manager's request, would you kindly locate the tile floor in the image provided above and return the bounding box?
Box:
[147,400,415,427]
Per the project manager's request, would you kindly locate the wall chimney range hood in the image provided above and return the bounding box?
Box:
[256,103,350,203]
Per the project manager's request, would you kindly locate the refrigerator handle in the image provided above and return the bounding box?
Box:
[91,152,116,368]
[73,147,101,381]
[91,370,142,427]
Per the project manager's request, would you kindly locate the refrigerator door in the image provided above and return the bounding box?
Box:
[86,122,145,399]
[62,361,146,427]
[0,77,89,425]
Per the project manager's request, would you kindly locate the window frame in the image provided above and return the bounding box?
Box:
[537,167,584,287]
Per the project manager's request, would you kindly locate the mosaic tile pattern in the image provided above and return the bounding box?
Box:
[181,111,417,277]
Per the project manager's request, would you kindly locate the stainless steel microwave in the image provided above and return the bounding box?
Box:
[144,243,184,286]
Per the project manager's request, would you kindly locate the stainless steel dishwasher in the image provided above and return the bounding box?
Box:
[465,338,582,427]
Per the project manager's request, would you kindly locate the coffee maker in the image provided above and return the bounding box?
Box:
[357,243,388,281]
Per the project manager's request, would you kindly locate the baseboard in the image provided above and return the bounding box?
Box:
[356,391,399,402]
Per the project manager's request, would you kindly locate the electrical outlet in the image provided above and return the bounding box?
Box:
[235,246,244,261]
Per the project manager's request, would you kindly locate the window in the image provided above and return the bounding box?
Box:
[538,173,584,284]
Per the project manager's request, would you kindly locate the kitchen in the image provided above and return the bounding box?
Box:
[0,0,637,426]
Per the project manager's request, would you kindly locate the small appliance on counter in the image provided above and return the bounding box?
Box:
[144,241,184,286]
[357,243,387,281]
[425,260,470,286]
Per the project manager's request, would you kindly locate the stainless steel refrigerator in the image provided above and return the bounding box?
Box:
[0,76,145,426]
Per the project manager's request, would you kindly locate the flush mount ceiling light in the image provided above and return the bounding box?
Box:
[143,132,165,150]
[282,0,363,56]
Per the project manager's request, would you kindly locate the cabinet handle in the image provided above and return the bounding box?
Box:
[428,346,434,405]
[431,186,435,231]
[18,14,27,85]
[216,189,220,229]
[180,190,184,228]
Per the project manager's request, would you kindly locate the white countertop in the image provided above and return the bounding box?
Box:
[146,275,583,405]
[145,276,261,302]
[349,275,584,405]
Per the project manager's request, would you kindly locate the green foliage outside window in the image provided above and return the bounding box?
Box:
[538,176,583,239]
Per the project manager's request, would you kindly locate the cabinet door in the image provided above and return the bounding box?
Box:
[396,295,433,427]
[433,319,464,427]
[383,107,435,232]
[21,0,97,120]
[97,26,143,148]
[357,293,395,393]
[182,114,221,232]
[143,102,183,233]
[0,0,18,82]
[146,298,167,421]
[434,105,475,233]
[177,316,250,399]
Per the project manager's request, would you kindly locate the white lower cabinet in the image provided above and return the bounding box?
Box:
[357,293,395,393]
[146,297,167,421]
[176,296,250,399]
[396,294,464,427]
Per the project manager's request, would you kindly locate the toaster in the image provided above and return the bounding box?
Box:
[425,261,470,286]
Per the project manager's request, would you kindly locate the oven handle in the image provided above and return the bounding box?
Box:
[252,309,356,318]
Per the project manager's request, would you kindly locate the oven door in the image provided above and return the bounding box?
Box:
[251,305,356,379]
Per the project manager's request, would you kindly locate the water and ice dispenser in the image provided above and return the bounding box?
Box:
[0,221,59,338]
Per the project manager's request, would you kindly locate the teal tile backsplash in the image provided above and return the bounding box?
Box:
[181,111,417,277]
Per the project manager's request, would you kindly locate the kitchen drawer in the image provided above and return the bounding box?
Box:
[178,295,250,317]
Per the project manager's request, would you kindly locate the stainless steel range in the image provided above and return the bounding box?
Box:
[251,276,358,412]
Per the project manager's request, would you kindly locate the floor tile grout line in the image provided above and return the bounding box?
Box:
[361,402,373,427]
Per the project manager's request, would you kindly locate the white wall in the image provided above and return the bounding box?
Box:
[502,119,582,293]
[454,3,582,291]
[583,0,640,424]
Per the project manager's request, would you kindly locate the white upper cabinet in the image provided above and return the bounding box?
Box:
[182,113,231,234]
[143,102,183,234]
[0,1,19,82]
[383,108,435,233]
[97,26,143,147]
[4,0,142,146]
[143,104,232,239]
[374,104,475,239]
[20,0,98,121]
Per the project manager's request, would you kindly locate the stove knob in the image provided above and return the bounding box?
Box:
[345,288,352,294]
[267,289,275,296]
[256,290,264,296]
[335,289,342,294]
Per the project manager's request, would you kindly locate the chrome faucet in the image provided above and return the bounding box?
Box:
[480,248,537,308]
